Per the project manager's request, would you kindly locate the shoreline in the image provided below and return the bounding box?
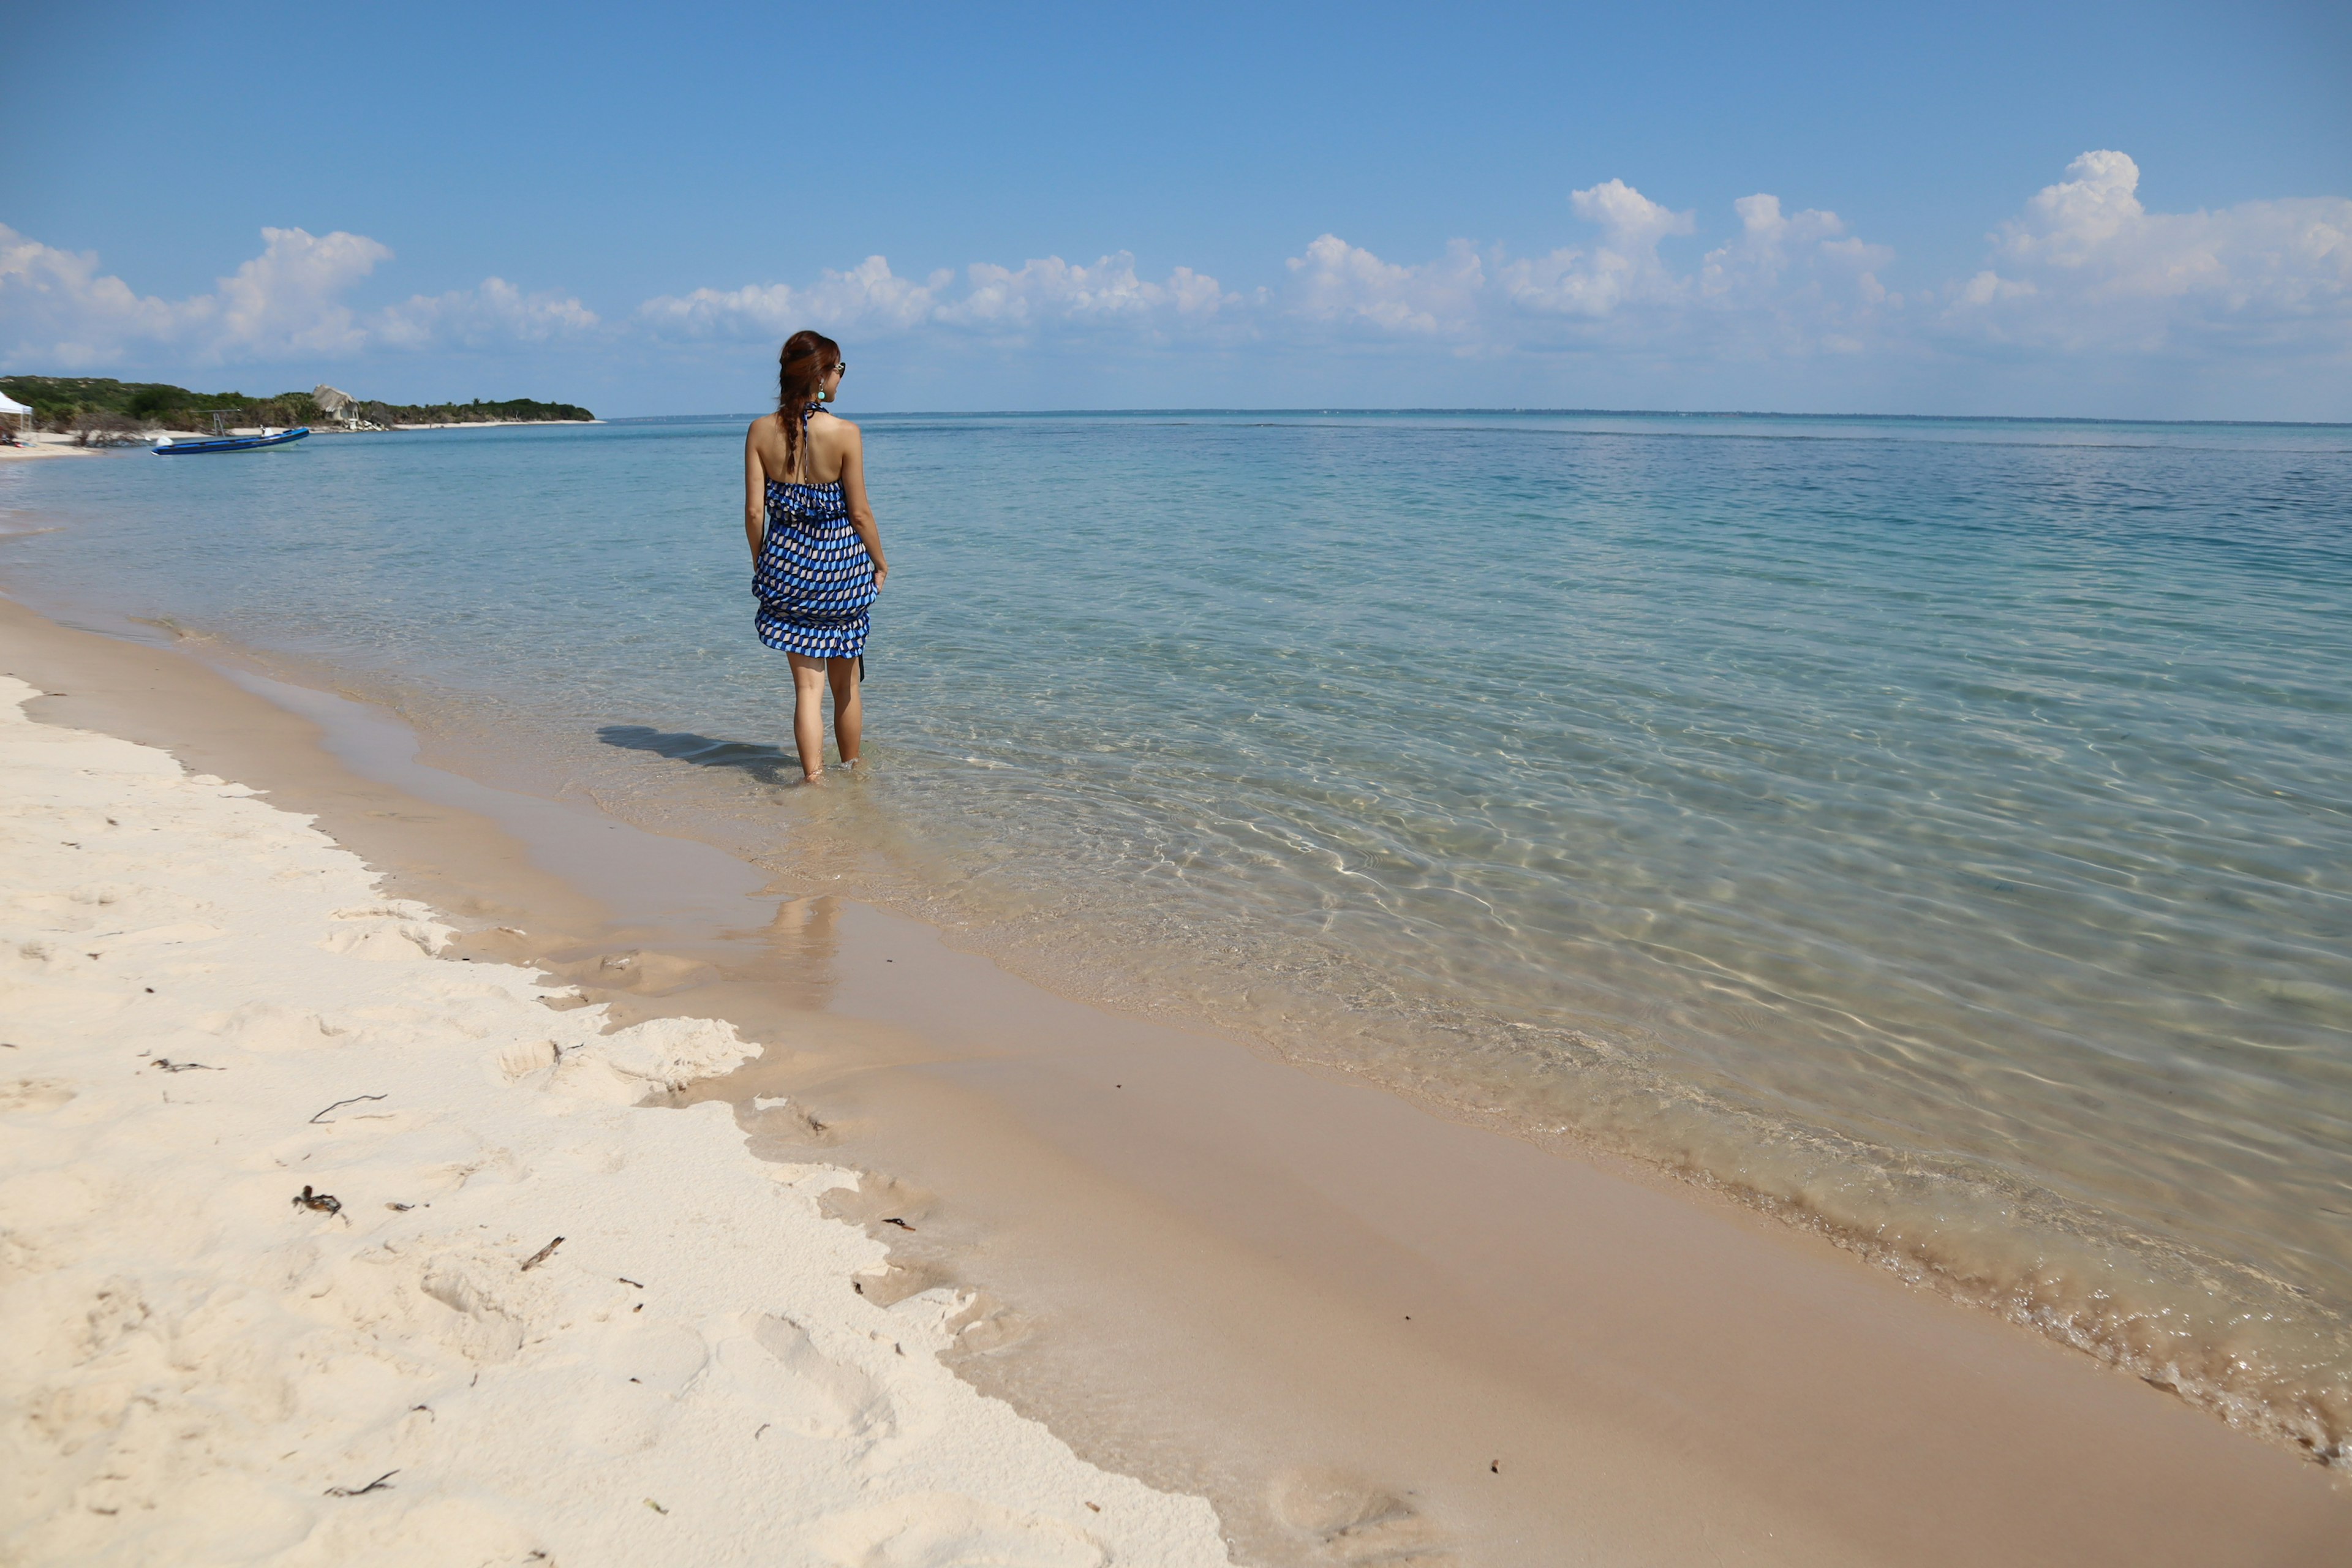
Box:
[0,434,104,463]
[4,595,2346,1563]
[0,642,1229,1563]
[227,421,602,436]
[0,419,601,466]
[368,420,603,432]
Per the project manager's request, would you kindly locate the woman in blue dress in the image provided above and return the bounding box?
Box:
[744,330,888,782]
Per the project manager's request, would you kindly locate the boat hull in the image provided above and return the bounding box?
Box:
[155,427,311,456]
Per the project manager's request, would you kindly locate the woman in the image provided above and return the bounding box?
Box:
[745,331,888,782]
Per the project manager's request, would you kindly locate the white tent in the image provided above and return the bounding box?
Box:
[0,391,32,443]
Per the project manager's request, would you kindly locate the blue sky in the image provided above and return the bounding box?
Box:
[4,1,2348,418]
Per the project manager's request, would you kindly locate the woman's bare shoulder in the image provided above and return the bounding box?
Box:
[812,410,862,437]
[747,412,782,437]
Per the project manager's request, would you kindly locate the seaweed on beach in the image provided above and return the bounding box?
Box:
[323,1470,396,1498]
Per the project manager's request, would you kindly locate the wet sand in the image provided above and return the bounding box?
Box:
[0,666,1228,1564]
[4,592,2345,1566]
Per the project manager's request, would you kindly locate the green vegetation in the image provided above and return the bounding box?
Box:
[364,396,597,425]
[0,375,595,431]
[1,375,255,428]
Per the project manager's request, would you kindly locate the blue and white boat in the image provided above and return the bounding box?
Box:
[154,426,310,456]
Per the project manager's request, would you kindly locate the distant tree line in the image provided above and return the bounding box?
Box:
[362,396,598,425]
[0,376,594,436]
[2,375,257,442]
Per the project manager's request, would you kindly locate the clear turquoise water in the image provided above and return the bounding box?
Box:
[6,411,2350,1451]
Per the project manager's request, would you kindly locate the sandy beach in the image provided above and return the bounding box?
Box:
[0,434,105,463]
[0,653,1228,1564]
[4,579,2348,1565]
[0,422,598,462]
[374,420,602,432]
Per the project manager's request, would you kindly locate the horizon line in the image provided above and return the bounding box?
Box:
[608,407,2352,430]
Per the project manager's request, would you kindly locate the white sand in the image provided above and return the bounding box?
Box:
[0,434,104,462]
[0,676,1231,1566]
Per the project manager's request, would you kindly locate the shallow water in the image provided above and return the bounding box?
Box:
[6,410,2349,1452]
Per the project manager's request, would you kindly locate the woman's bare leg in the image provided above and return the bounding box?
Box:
[829,657,862,766]
[787,653,830,779]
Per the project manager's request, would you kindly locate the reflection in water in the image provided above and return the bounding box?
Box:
[765,893,845,1010]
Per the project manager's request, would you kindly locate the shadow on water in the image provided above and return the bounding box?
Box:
[597,724,801,789]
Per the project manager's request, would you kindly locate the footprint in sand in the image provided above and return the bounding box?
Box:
[744,1095,841,1151]
[492,1037,560,1082]
[943,1291,1034,1359]
[716,1313,894,1443]
[850,1260,952,1308]
[572,1321,710,1456]
[807,1493,1106,1568]
[1267,1466,1457,1566]
[417,1251,546,1363]
[293,1494,540,1564]
[208,1000,346,1053]
[0,1078,76,1113]
[0,1166,111,1229]
[319,903,446,961]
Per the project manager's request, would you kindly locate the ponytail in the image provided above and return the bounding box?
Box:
[775,330,842,482]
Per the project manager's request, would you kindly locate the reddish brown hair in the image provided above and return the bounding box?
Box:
[775,330,842,481]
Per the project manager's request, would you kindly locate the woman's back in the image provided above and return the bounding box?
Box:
[750,409,851,487]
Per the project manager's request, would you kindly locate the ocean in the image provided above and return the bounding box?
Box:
[5,409,2348,1454]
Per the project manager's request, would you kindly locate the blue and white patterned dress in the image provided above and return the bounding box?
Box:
[753,429,876,659]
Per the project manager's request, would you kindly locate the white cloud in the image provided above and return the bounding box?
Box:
[1691,195,1900,355]
[1,225,181,368]
[1281,184,1711,343]
[642,152,2341,386]
[375,278,601,349]
[1497,182,1695,322]
[205,226,392,357]
[1699,195,1893,303]
[1292,179,1893,358]
[1268,153,2348,375]
[1285,235,1487,335]
[1940,150,2352,354]
[638,252,1237,343]
[941,252,1232,330]
[1504,179,1698,318]
[6,151,2345,409]
[635,255,948,339]
[0,225,597,368]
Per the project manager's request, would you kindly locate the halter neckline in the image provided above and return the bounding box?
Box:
[785,401,832,484]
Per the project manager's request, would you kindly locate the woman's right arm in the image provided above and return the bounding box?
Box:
[744,423,767,565]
